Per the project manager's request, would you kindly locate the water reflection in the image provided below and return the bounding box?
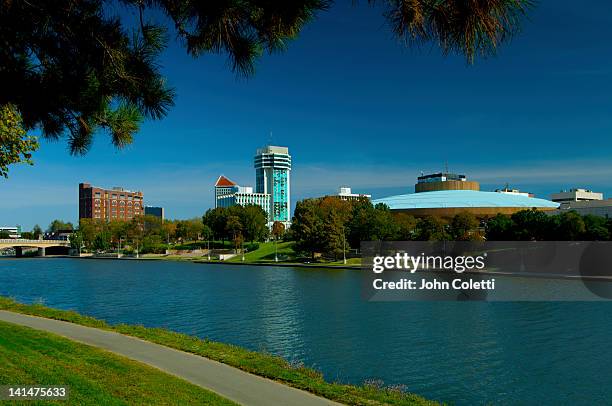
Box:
[0,258,611,405]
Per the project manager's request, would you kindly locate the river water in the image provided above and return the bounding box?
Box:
[1,258,610,405]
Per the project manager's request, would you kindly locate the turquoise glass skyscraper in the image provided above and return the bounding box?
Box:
[254,146,292,227]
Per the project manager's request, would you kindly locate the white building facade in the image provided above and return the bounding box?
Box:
[551,188,603,203]
[336,186,371,201]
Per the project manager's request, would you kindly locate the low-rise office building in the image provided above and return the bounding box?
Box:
[0,226,21,238]
[551,188,603,203]
[336,186,371,201]
[555,199,612,218]
[214,175,271,220]
[145,206,165,221]
[548,188,612,218]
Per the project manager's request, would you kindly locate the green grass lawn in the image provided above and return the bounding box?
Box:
[227,241,296,263]
[228,241,362,266]
[0,320,236,406]
[324,257,362,266]
[0,297,436,406]
[157,240,362,267]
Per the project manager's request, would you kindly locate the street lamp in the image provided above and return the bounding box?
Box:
[342,227,347,265]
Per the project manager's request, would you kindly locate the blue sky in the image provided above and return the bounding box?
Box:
[3,1,612,230]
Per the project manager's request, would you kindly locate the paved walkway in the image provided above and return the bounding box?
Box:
[0,311,340,406]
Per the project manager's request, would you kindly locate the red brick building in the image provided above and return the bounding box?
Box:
[79,183,144,221]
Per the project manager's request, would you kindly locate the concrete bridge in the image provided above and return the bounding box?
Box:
[0,239,71,257]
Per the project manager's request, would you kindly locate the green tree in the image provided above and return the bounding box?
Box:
[143,214,162,234]
[31,224,43,239]
[449,212,480,240]
[583,215,610,241]
[557,211,586,241]
[0,1,326,160]
[203,208,228,241]
[415,217,448,241]
[240,205,269,242]
[142,234,164,254]
[322,209,345,259]
[376,0,531,63]
[1,1,530,170]
[70,230,84,253]
[201,225,213,244]
[180,218,205,241]
[108,220,128,244]
[79,218,106,249]
[510,209,554,241]
[225,216,243,241]
[291,199,324,259]
[160,220,178,244]
[47,219,74,233]
[394,213,418,240]
[370,204,399,241]
[93,232,111,251]
[347,199,376,247]
[126,216,145,251]
[485,214,514,240]
[0,104,38,177]
[0,231,9,239]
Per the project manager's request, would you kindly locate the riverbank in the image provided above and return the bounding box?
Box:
[0,297,435,406]
[41,252,362,270]
[0,320,237,405]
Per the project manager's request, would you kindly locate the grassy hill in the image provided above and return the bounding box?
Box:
[0,321,236,405]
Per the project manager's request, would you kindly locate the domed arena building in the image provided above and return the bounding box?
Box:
[373,173,559,218]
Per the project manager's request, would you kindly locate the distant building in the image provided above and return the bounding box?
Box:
[374,172,558,218]
[145,206,165,221]
[551,188,603,203]
[214,175,271,221]
[336,186,371,201]
[79,183,144,221]
[550,188,612,217]
[214,146,292,227]
[214,175,237,207]
[415,172,480,193]
[556,199,612,218]
[254,146,292,227]
[495,185,534,198]
[44,229,72,241]
[0,226,21,239]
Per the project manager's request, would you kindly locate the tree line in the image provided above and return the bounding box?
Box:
[290,197,483,259]
[485,209,612,241]
[290,197,612,259]
[70,216,207,254]
[0,220,74,240]
[202,205,270,249]
[11,199,612,258]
